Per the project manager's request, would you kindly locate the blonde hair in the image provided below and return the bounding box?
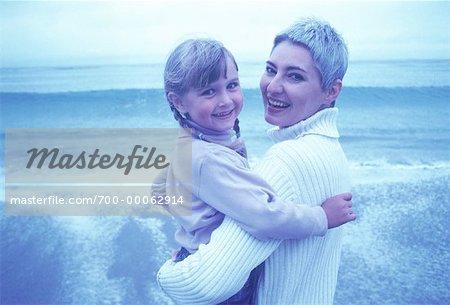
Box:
[164,38,241,136]
[273,18,348,91]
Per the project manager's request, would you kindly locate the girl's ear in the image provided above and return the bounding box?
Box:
[167,92,186,113]
[324,79,342,106]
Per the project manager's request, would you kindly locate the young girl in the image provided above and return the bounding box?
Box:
[156,38,354,304]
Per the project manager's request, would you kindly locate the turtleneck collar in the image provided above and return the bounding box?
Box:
[185,118,238,141]
[266,108,340,143]
[183,118,247,159]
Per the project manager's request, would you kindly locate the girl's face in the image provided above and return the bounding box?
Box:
[173,57,243,132]
[260,40,332,128]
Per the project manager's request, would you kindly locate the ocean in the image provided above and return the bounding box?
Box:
[1,60,450,304]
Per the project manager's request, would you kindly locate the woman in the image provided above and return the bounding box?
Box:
[158,17,353,305]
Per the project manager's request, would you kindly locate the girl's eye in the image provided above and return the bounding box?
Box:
[289,73,304,81]
[227,82,240,90]
[201,89,215,96]
[266,66,276,74]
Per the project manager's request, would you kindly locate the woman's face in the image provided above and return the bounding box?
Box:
[260,40,331,128]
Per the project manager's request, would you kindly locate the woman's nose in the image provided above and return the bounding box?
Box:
[267,75,283,95]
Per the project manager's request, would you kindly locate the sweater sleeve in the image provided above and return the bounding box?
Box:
[157,217,281,305]
[197,148,327,240]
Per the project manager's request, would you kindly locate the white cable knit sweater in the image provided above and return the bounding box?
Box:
[157,108,351,305]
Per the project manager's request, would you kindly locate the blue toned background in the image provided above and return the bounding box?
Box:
[1,1,450,304]
[1,59,450,305]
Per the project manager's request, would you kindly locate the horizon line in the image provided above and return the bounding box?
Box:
[2,58,450,69]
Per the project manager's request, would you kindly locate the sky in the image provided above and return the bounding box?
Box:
[0,0,449,67]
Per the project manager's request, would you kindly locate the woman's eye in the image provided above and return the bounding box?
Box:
[266,66,276,74]
[289,73,304,81]
[201,89,215,96]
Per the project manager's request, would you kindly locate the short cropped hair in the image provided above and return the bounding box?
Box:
[273,18,348,91]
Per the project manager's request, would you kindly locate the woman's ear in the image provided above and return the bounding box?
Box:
[324,79,342,105]
[167,92,186,113]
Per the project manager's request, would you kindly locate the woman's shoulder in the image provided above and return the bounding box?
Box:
[262,137,322,168]
[265,139,301,157]
[267,132,332,155]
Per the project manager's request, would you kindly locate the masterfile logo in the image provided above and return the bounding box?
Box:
[4,128,192,216]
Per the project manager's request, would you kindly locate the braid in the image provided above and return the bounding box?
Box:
[168,102,204,141]
[233,118,241,138]
[169,103,189,128]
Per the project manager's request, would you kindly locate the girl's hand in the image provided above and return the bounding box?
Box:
[321,193,356,229]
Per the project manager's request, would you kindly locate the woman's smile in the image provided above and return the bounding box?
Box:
[268,99,290,109]
[260,41,330,128]
[267,99,290,114]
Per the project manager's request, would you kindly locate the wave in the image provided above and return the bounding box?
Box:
[349,159,450,171]
[348,159,450,186]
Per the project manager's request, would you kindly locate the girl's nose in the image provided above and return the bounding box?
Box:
[218,92,233,107]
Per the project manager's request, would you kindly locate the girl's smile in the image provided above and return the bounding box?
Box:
[170,57,243,132]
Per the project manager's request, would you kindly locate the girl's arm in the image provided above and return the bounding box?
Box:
[197,149,345,240]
